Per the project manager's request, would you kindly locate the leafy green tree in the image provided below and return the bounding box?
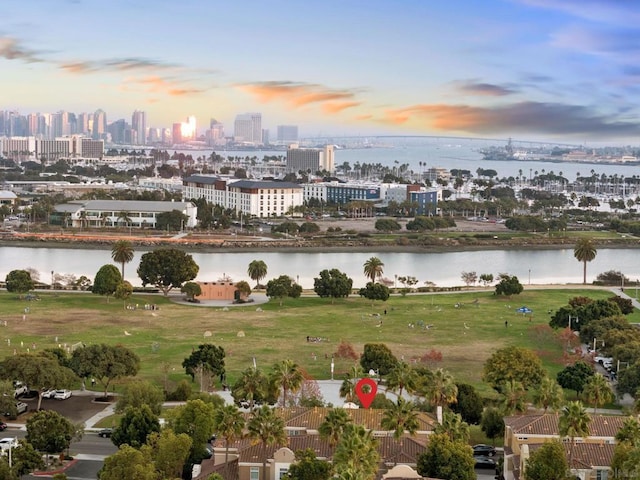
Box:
[231,367,274,408]
[298,222,320,234]
[318,408,352,447]
[100,444,156,480]
[583,373,614,414]
[10,440,45,477]
[417,433,475,480]
[615,416,640,445]
[114,280,133,307]
[181,281,202,301]
[574,238,597,284]
[483,346,545,391]
[524,440,570,480]
[358,282,390,304]
[333,424,380,480]
[532,376,565,413]
[374,219,401,231]
[313,268,353,303]
[248,405,287,480]
[115,380,165,416]
[147,429,193,480]
[265,275,302,306]
[181,343,225,387]
[382,397,419,440]
[167,399,217,463]
[247,260,268,288]
[5,269,34,295]
[556,361,594,397]
[137,248,199,296]
[360,343,398,376]
[559,401,591,466]
[494,273,523,297]
[156,209,189,231]
[0,458,17,480]
[235,280,252,299]
[450,383,483,424]
[480,407,505,444]
[110,240,134,279]
[617,363,640,395]
[213,404,245,478]
[270,359,304,407]
[26,410,76,454]
[92,264,122,302]
[70,344,140,398]
[479,273,494,286]
[285,448,332,480]
[0,380,16,422]
[434,411,470,443]
[501,379,527,415]
[363,256,384,283]
[111,404,161,448]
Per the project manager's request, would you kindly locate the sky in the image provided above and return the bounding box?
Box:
[2,0,640,143]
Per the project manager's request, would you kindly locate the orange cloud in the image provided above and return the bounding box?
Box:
[322,101,361,114]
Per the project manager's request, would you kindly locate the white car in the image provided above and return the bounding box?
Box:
[41,389,56,399]
[53,390,72,400]
[0,437,19,452]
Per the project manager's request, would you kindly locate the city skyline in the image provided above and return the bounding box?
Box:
[2,0,640,143]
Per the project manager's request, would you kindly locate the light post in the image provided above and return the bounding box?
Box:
[617,360,629,374]
[593,338,605,353]
[528,269,531,285]
[331,357,334,381]
[568,315,579,331]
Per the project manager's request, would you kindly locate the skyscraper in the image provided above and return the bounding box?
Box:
[93,109,107,140]
[277,125,298,143]
[233,113,262,145]
[132,110,147,145]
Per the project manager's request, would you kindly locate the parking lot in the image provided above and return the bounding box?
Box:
[10,391,110,425]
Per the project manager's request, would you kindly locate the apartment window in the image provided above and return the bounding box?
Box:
[278,468,289,480]
[596,470,609,480]
[250,467,259,480]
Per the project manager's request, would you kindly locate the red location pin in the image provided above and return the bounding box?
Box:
[355,378,377,408]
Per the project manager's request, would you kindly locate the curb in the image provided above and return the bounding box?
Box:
[32,458,78,476]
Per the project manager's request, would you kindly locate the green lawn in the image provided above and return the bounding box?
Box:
[0,288,630,396]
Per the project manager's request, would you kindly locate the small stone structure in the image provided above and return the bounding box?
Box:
[196,281,238,301]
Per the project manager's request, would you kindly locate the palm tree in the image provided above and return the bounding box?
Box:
[386,361,418,397]
[532,376,564,413]
[381,398,420,465]
[117,210,132,229]
[434,411,470,443]
[423,368,458,408]
[615,416,640,445]
[559,401,591,467]
[363,257,384,284]
[583,373,614,414]
[213,404,245,478]
[339,365,364,403]
[333,424,380,480]
[501,379,527,415]
[573,238,597,284]
[270,359,304,407]
[235,366,268,409]
[247,260,268,289]
[319,408,352,447]
[247,405,286,480]
[111,240,134,279]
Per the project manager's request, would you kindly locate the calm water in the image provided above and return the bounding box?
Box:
[1,246,638,289]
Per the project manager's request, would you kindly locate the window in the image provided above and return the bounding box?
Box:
[596,470,609,480]
[278,468,288,480]
[250,467,259,480]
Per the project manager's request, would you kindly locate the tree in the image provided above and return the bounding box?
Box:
[479,273,494,286]
[386,361,418,397]
[181,281,202,301]
[501,379,527,415]
[26,410,75,454]
[270,359,304,406]
[494,273,523,297]
[313,268,353,303]
[360,343,398,376]
[213,404,245,478]
[332,424,380,480]
[434,411,470,443]
[137,248,199,296]
[559,401,591,466]
[524,440,570,480]
[574,238,597,284]
[92,264,122,302]
[556,361,594,397]
[358,282,390,304]
[5,269,34,295]
[265,275,302,306]
[167,399,217,461]
[381,397,419,441]
[480,407,505,445]
[235,280,252,300]
[318,408,352,447]
[115,380,165,416]
[374,219,401,231]
[181,344,226,390]
[416,433,475,480]
[450,383,483,424]
[156,209,189,231]
[532,377,565,413]
[100,444,157,480]
[111,240,134,279]
[285,448,332,480]
[111,404,161,448]
[483,346,545,391]
[247,260,268,288]
[460,271,477,287]
[231,367,273,408]
[70,344,140,398]
[363,256,384,283]
[583,373,614,414]
[116,210,133,229]
[147,430,193,480]
[423,368,458,408]
[114,280,133,308]
[10,440,45,478]
[248,405,287,480]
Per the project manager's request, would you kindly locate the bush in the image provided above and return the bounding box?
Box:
[596,270,630,286]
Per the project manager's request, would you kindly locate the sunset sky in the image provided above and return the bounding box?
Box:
[3,0,640,142]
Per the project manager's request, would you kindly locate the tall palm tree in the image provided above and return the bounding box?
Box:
[319,408,352,447]
[270,359,304,407]
[615,416,640,445]
[111,240,134,279]
[247,405,286,480]
[117,210,132,229]
[333,424,380,480]
[434,411,470,443]
[381,398,420,465]
[583,373,614,415]
[573,238,597,284]
[386,361,418,398]
[213,404,245,478]
[532,376,564,413]
[247,260,268,288]
[339,365,364,403]
[236,366,268,409]
[363,257,384,284]
[501,379,527,415]
[559,401,591,467]
[423,368,458,408]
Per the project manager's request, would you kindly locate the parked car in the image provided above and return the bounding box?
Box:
[472,444,497,457]
[0,437,19,452]
[53,390,72,400]
[5,402,28,417]
[0,422,7,432]
[98,428,113,438]
[13,382,28,398]
[41,388,56,399]
[474,455,497,469]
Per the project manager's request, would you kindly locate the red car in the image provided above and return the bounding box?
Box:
[0,422,7,432]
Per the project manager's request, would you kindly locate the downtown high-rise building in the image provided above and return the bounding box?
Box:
[93,109,107,140]
[132,110,146,145]
[277,125,298,143]
[233,113,262,145]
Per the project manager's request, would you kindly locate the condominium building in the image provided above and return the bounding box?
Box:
[131,110,147,145]
[233,113,262,145]
[286,144,334,174]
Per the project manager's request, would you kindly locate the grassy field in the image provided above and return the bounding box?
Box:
[0,288,634,396]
